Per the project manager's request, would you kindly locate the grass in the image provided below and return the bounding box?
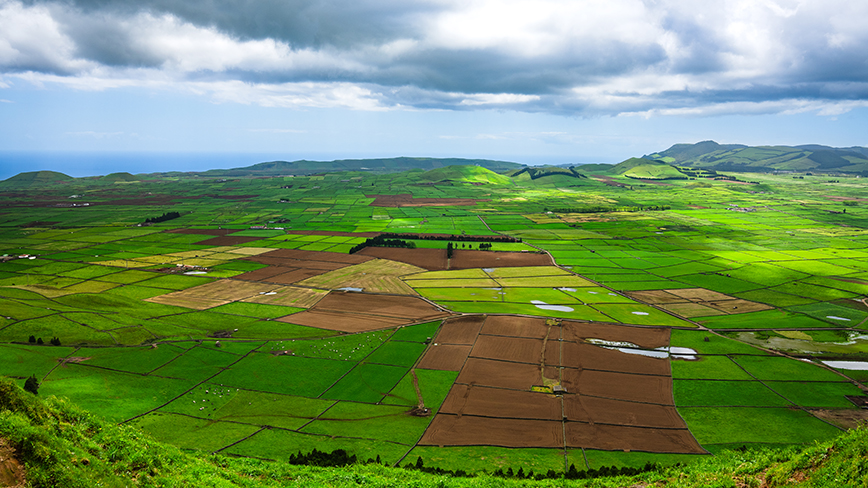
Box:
[301,401,432,445]
[671,356,754,380]
[673,380,791,406]
[130,411,263,452]
[677,407,843,445]
[41,365,196,422]
[320,362,409,403]
[213,353,355,397]
[731,355,850,382]
[764,381,864,409]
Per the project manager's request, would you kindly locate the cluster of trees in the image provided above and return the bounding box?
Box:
[547,205,671,214]
[348,235,416,254]
[28,335,60,346]
[399,457,661,481]
[144,211,181,224]
[288,449,357,467]
[379,233,519,243]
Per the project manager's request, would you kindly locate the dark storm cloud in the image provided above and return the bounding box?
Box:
[2,0,867,115]
[39,0,435,47]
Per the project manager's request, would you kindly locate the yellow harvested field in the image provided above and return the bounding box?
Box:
[145,279,282,309]
[296,258,424,295]
[242,286,329,308]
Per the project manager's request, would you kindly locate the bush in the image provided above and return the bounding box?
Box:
[24,375,39,395]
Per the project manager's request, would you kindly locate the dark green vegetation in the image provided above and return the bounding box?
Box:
[198,157,524,177]
[2,378,868,487]
[1,154,867,484]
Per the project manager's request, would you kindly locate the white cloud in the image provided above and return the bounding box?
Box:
[0,0,866,117]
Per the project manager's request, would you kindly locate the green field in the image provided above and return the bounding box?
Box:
[2,164,867,475]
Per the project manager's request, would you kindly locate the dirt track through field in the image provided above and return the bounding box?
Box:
[418,314,705,453]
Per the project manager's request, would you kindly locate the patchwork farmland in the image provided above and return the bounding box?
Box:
[1,163,867,476]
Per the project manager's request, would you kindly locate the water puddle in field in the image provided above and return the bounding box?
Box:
[483,268,496,273]
[821,360,868,370]
[337,287,364,292]
[557,287,577,292]
[733,331,868,355]
[826,316,851,321]
[184,271,207,275]
[585,339,698,360]
[631,311,649,316]
[530,300,574,312]
[482,287,503,290]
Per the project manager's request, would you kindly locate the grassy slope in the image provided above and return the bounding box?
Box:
[417,165,513,185]
[1,378,867,488]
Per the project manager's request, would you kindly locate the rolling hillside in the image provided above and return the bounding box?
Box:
[416,165,513,185]
[610,158,688,180]
[0,170,73,188]
[647,141,868,174]
[200,157,523,177]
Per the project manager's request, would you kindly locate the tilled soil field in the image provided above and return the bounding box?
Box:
[418,314,704,453]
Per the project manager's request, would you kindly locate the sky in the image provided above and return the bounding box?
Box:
[1,0,867,178]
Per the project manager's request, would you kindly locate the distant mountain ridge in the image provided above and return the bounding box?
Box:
[646,141,868,174]
[200,157,523,176]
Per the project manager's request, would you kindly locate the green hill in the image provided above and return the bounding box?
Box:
[611,158,687,180]
[0,171,73,187]
[646,141,868,174]
[416,165,513,185]
[100,172,140,182]
[200,157,523,177]
[2,378,867,487]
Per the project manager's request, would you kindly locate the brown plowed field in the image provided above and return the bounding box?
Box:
[560,369,673,405]
[470,335,543,364]
[627,290,687,304]
[419,415,563,448]
[367,194,491,207]
[357,247,447,270]
[263,269,338,284]
[561,321,670,349]
[703,299,773,314]
[358,248,554,271]
[449,250,553,269]
[420,314,702,454]
[557,342,670,375]
[166,228,234,236]
[418,344,473,371]
[439,384,563,420]
[434,315,486,344]
[277,311,407,333]
[456,358,542,389]
[480,315,548,338]
[195,236,265,246]
[661,302,725,318]
[667,288,734,302]
[313,292,446,318]
[276,291,451,332]
[234,249,371,284]
[248,248,372,265]
[232,266,293,281]
[565,423,704,453]
[564,396,686,428]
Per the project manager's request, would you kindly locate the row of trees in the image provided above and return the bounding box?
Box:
[348,235,416,254]
[144,211,181,224]
[28,335,60,345]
